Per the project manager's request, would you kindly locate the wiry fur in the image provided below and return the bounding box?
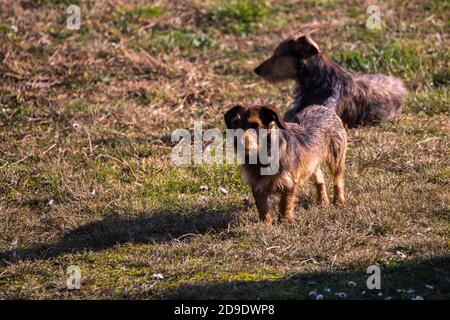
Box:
[255,34,408,128]
[224,104,347,224]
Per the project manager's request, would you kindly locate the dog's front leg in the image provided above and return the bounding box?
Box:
[278,188,297,223]
[252,190,272,225]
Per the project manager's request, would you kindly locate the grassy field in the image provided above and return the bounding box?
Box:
[0,0,449,299]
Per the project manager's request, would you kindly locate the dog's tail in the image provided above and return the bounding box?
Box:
[328,125,347,177]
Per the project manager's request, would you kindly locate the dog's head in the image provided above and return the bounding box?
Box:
[224,104,286,156]
[254,33,320,83]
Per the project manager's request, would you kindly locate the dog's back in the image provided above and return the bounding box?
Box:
[293,55,408,128]
[287,104,347,206]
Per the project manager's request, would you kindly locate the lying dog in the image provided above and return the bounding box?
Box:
[254,33,408,128]
[224,104,347,224]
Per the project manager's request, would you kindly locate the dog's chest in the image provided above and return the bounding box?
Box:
[242,167,295,193]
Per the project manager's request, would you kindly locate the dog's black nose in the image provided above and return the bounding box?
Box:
[254,66,261,75]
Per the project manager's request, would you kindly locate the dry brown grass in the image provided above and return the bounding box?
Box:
[0,0,448,299]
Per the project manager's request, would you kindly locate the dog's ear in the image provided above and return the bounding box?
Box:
[260,106,287,130]
[292,33,320,59]
[224,105,243,129]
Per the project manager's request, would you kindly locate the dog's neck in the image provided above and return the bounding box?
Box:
[293,54,353,110]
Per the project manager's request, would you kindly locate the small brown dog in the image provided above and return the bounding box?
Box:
[254,33,408,128]
[225,104,347,224]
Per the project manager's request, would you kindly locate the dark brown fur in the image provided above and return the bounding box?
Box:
[254,33,408,128]
[224,104,347,224]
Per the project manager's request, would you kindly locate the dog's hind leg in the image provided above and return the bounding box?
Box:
[332,171,345,205]
[311,167,330,208]
[327,131,347,206]
[327,158,345,206]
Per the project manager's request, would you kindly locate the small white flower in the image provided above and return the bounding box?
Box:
[348,281,356,287]
[378,292,383,296]
[38,37,51,46]
[152,273,164,280]
[361,290,366,295]
[199,185,209,191]
[218,187,228,195]
[412,295,424,300]
[10,25,18,33]
[395,250,407,259]
[425,285,434,290]
[316,294,324,300]
[47,199,55,206]
[396,289,405,293]
[308,290,317,298]
[91,189,96,195]
[385,296,392,300]
[406,289,415,294]
[325,288,332,293]
[194,195,207,205]
[335,292,347,299]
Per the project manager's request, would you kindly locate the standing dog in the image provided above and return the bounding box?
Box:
[224,104,347,224]
[254,33,408,128]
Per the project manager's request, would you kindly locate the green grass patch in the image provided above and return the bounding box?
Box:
[332,50,375,73]
[333,41,423,76]
[67,99,88,112]
[204,0,275,35]
[406,87,449,116]
[304,0,337,9]
[113,5,165,33]
[135,28,215,53]
[10,105,34,118]
[120,5,165,20]
[142,164,245,196]
[34,0,79,5]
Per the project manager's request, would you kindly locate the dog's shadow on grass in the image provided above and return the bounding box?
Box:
[0,208,239,266]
